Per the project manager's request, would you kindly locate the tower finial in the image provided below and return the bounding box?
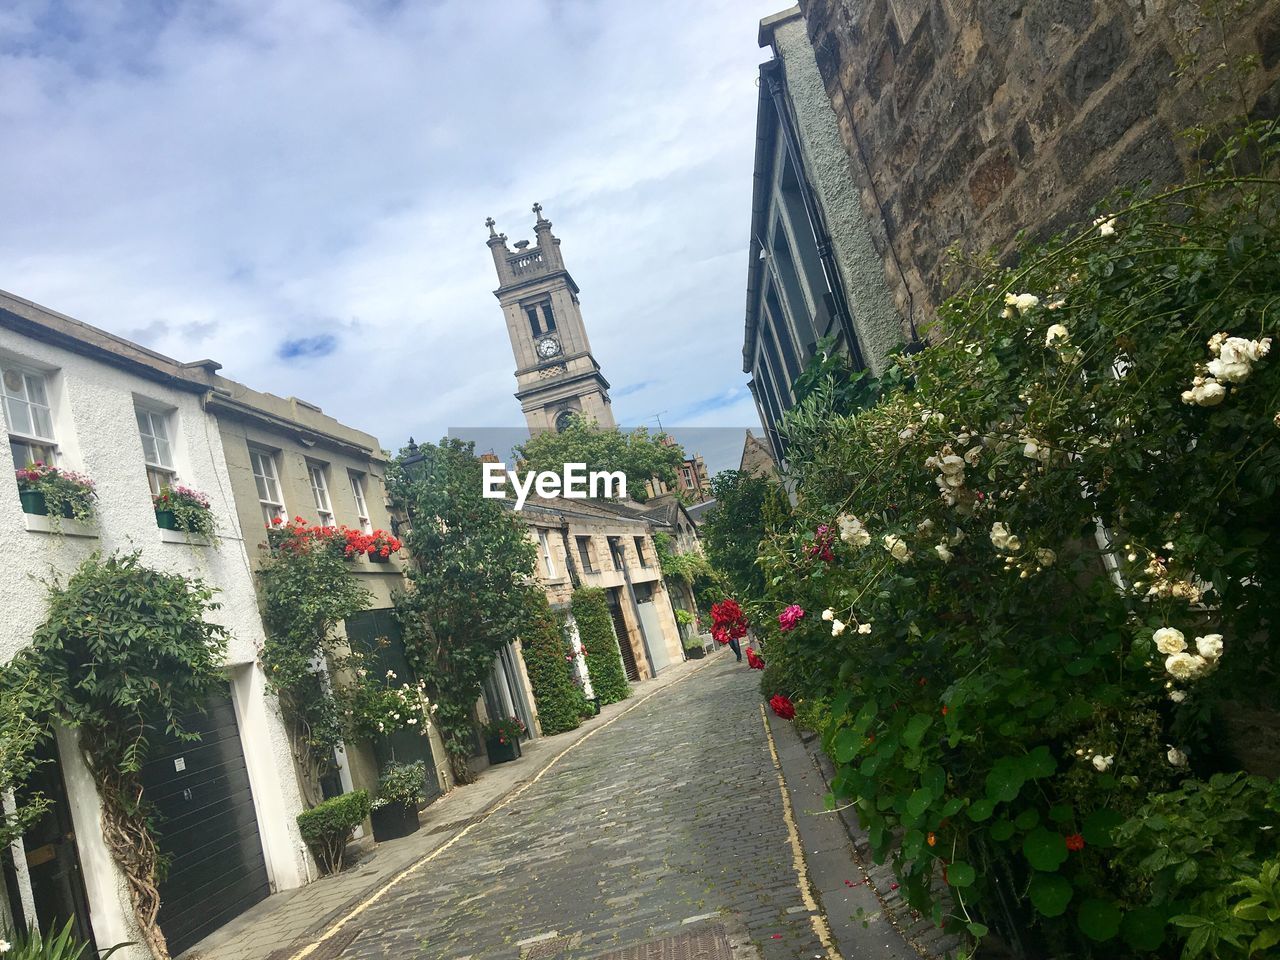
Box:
[485,216,497,237]
[532,201,546,223]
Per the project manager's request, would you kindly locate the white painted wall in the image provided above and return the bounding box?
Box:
[0,326,308,959]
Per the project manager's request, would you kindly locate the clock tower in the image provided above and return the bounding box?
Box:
[486,204,616,432]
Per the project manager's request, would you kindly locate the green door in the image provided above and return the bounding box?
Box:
[344,608,441,800]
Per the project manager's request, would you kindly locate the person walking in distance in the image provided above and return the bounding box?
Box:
[710,599,748,663]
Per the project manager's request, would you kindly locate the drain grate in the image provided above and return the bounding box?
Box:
[523,935,575,958]
[593,924,733,960]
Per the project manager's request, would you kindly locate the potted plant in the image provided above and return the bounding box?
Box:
[1,918,133,959]
[369,761,425,842]
[15,462,96,529]
[365,529,401,564]
[152,484,215,536]
[484,715,525,764]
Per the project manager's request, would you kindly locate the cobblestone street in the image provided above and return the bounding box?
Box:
[321,658,834,959]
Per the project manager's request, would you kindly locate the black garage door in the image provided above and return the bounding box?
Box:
[142,691,271,956]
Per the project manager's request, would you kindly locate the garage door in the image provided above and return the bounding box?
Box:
[142,692,271,956]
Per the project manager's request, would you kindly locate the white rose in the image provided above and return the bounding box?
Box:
[837,513,872,549]
[1045,324,1069,347]
[831,619,847,637]
[935,544,954,563]
[964,446,982,466]
[1035,548,1056,567]
[1167,746,1189,768]
[1153,627,1187,655]
[821,608,834,621]
[1094,216,1116,237]
[1169,689,1187,703]
[883,534,911,562]
[1091,754,1114,772]
[917,519,936,536]
[1195,633,1223,660]
[857,622,872,635]
[899,426,917,441]
[1005,292,1040,314]
[1164,651,1199,680]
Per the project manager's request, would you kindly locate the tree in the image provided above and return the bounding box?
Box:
[14,553,229,960]
[514,414,686,503]
[389,438,539,784]
[699,470,776,602]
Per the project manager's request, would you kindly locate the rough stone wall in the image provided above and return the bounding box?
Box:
[798,0,1280,335]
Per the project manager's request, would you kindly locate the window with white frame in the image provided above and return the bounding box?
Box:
[2,364,57,470]
[249,447,286,526]
[135,406,177,495]
[308,462,334,526]
[349,471,372,532]
[537,528,557,578]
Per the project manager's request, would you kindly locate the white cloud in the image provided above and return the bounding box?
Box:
[1,0,780,470]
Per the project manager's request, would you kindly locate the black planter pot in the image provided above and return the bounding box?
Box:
[485,735,521,765]
[370,800,419,842]
[685,646,706,660]
[155,508,178,530]
[368,552,390,564]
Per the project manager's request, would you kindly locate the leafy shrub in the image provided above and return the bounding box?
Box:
[372,761,427,811]
[482,715,525,743]
[759,125,1280,955]
[520,594,588,736]
[571,587,630,705]
[1,919,131,959]
[297,790,371,874]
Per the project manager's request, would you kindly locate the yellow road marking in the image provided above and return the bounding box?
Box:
[759,704,844,960]
[288,657,714,959]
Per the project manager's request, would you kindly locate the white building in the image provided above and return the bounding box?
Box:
[0,291,308,958]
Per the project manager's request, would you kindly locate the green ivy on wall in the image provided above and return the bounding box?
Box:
[519,594,589,736]
[571,587,630,706]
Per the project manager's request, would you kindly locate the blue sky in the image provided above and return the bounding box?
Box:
[1,0,784,474]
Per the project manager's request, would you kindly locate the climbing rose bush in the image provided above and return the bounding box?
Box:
[759,127,1280,957]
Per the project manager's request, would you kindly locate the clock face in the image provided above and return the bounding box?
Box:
[536,336,561,359]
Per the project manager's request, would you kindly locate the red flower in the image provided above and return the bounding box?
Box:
[746,648,765,670]
[778,604,805,632]
[769,694,796,720]
[1065,833,1085,852]
[941,705,949,716]
[272,516,284,525]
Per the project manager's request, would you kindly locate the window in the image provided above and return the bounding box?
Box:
[634,536,649,567]
[3,365,56,470]
[308,462,334,526]
[249,447,286,526]
[136,407,176,495]
[537,529,557,578]
[349,471,372,533]
[525,305,542,336]
[681,466,694,486]
[576,536,595,573]
[540,301,556,332]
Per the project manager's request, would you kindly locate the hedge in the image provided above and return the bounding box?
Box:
[520,593,589,736]
[571,587,631,705]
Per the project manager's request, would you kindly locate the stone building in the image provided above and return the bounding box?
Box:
[739,429,779,480]
[487,204,616,433]
[204,376,454,805]
[781,0,1280,340]
[0,291,308,959]
[517,497,686,686]
[745,7,904,459]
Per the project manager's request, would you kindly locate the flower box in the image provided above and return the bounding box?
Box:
[368,552,390,564]
[485,735,521,765]
[19,489,73,518]
[155,508,179,530]
[370,800,419,842]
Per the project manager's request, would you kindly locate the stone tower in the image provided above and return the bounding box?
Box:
[486,204,616,433]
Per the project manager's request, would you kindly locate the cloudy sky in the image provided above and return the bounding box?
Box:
[1,0,786,473]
